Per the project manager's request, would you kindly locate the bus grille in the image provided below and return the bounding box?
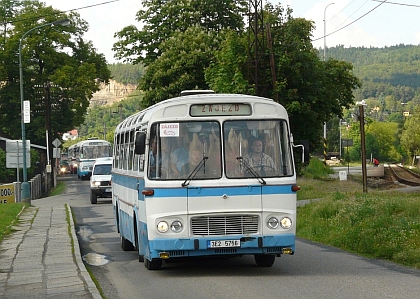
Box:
[191,215,259,236]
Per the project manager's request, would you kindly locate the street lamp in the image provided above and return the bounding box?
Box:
[323,3,335,62]
[323,3,334,166]
[19,18,71,203]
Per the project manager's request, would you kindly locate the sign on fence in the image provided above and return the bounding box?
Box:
[0,184,15,203]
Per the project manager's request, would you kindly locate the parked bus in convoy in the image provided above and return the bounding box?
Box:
[112,91,301,270]
[68,138,112,180]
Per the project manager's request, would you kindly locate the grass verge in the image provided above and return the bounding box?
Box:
[297,186,420,269]
[297,177,363,200]
[0,203,27,243]
[49,181,66,196]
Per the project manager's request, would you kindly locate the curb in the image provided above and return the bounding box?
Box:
[66,204,102,299]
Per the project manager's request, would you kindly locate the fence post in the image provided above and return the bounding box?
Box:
[13,182,21,202]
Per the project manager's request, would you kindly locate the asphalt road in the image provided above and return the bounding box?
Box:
[60,174,420,299]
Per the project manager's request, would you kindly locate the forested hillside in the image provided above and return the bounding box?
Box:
[107,45,420,109]
[321,44,420,164]
[108,63,145,85]
[327,45,420,112]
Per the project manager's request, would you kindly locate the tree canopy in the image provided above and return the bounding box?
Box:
[205,4,361,149]
[112,1,361,152]
[112,0,248,65]
[0,0,111,146]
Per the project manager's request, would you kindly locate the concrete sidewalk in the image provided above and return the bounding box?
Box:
[0,198,101,299]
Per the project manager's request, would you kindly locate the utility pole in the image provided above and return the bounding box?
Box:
[247,0,266,97]
[323,3,334,167]
[358,102,368,193]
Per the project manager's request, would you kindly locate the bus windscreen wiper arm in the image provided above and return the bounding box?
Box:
[182,156,208,187]
[236,156,266,185]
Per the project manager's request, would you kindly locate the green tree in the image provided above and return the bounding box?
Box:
[112,0,247,65]
[205,31,252,94]
[0,149,15,182]
[366,121,401,162]
[139,26,219,107]
[401,111,420,165]
[0,1,111,146]
[206,4,361,150]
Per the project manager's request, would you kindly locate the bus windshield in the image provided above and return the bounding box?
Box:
[224,120,294,178]
[149,121,222,180]
[81,145,111,159]
[148,119,293,180]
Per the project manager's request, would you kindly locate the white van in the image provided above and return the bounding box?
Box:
[89,157,113,204]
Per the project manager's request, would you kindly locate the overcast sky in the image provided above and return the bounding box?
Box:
[42,0,420,63]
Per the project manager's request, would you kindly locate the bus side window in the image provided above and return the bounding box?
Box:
[128,130,134,170]
[134,132,146,155]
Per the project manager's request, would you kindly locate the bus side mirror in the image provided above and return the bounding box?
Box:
[134,132,146,155]
[301,140,310,164]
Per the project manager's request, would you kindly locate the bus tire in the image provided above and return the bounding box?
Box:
[90,192,97,204]
[144,258,162,270]
[254,254,275,267]
[121,236,134,251]
[139,255,144,262]
[115,207,120,233]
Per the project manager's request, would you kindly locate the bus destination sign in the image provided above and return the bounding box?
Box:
[190,103,251,116]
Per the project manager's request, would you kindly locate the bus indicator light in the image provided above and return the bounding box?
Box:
[142,189,154,196]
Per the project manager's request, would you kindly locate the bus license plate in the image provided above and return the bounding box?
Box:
[105,188,111,192]
[208,240,240,248]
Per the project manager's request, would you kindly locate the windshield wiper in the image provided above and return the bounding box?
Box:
[236,157,266,185]
[182,156,209,187]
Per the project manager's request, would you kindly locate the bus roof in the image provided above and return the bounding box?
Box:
[115,93,285,133]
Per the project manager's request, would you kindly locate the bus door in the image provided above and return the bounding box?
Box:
[186,184,263,214]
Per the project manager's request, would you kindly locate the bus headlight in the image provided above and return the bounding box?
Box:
[267,217,279,229]
[157,221,169,233]
[280,217,292,229]
[170,221,183,233]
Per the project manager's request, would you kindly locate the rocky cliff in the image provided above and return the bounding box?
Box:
[89,79,137,106]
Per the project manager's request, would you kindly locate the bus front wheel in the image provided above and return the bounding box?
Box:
[254,254,275,267]
[144,258,162,270]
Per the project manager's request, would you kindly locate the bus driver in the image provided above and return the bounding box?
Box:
[243,138,276,175]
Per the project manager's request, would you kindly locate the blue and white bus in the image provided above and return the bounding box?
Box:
[112,91,300,270]
[68,138,112,180]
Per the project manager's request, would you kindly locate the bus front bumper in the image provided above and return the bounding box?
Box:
[149,234,295,259]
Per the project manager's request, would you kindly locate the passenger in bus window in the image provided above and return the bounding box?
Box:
[149,137,172,178]
[170,134,190,175]
[261,133,275,159]
[225,128,247,177]
[180,147,205,177]
[243,138,276,176]
[159,138,172,178]
[207,129,221,176]
[180,133,209,178]
[148,138,158,177]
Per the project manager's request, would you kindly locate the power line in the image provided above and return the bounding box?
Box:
[48,0,120,15]
[371,0,420,8]
[1,0,120,27]
[332,0,370,30]
[313,0,389,43]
